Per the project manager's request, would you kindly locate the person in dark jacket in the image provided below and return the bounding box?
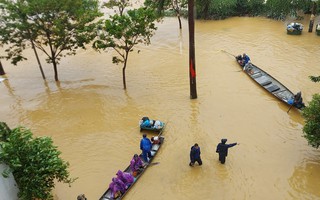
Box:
[189,143,202,166]
[216,139,238,164]
[140,134,152,162]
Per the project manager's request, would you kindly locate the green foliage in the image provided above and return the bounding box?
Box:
[194,0,313,20]
[144,0,187,17]
[93,6,157,89]
[265,0,306,19]
[310,75,320,82]
[0,0,102,81]
[302,94,320,149]
[0,122,75,200]
[104,0,131,16]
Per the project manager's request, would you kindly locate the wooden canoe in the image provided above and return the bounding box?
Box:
[99,132,165,200]
[235,56,305,110]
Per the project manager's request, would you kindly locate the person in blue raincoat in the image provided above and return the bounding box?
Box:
[140,134,152,162]
[216,139,238,164]
[189,143,202,166]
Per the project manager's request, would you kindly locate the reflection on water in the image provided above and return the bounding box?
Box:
[1,16,320,200]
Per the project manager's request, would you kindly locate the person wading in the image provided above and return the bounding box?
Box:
[216,139,239,164]
[189,143,202,166]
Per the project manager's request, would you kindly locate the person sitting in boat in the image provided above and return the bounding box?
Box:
[236,55,244,66]
[108,177,126,199]
[242,53,251,66]
[130,154,145,177]
[153,120,163,129]
[116,170,134,189]
[139,117,155,128]
[151,136,161,145]
[288,91,305,109]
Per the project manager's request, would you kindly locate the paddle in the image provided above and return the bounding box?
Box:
[221,50,236,58]
[146,162,160,166]
[287,104,294,113]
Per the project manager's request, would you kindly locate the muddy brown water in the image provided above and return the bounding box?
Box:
[1,16,320,200]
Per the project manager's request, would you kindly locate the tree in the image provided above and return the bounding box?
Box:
[265,0,306,20]
[0,122,75,200]
[302,94,320,148]
[145,0,187,29]
[0,0,46,79]
[0,0,102,81]
[93,5,158,89]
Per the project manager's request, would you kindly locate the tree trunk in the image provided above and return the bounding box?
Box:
[30,39,46,80]
[308,2,316,33]
[188,0,197,99]
[122,51,129,90]
[27,29,45,80]
[0,61,5,75]
[177,14,182,29]
[52,59,59,81]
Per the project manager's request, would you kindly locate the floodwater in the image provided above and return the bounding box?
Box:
[1,15,320,200]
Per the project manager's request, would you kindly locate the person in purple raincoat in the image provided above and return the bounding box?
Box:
[116,170,134,189]
[108,177,126,198]
[130,154,145,177]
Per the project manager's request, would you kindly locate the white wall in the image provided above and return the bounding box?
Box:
[0,164,19,200]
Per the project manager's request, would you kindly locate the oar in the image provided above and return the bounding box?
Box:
[221,50,236,58]
[287,104,294,113]
[142,162,159,169]
[148,162,160,166]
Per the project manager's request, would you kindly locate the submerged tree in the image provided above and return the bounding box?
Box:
[93,4,157,89]
[0,0,102,81]
[0,1,46,79]
[0,122,76,199]
[145,0,187,29]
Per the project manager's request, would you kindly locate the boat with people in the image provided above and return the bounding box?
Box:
[99,132,165,200]
[286,22,303,35]
[235,54,305,110]
[139,116,165,132]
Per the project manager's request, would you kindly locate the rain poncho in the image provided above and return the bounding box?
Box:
[130,155,144,172]
[108,177,126,198]
[216,139,237,164]
[116,170,134,188]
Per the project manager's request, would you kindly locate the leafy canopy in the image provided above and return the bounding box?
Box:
[0,122,75,200]
[0,0,102,80]
[302,94,320,148]
[94,7,157,63]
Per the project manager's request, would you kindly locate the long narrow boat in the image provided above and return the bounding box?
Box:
[99,128,165,200]
[235,55,305,110]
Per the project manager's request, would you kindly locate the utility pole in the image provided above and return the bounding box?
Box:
[188,0,197,99]
[308,0,317,32]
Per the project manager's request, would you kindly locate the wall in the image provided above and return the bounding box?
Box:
[0,164,19,200]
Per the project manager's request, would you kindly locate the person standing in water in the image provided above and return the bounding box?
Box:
[216,139,239,164]
[189,143,202,167]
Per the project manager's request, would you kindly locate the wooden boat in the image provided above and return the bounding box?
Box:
[235,55,305,110]
[99,131,165,200]
[286,22,303,35]
[139,117,165,132]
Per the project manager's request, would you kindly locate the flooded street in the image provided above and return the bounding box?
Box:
[1,16,320,200]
